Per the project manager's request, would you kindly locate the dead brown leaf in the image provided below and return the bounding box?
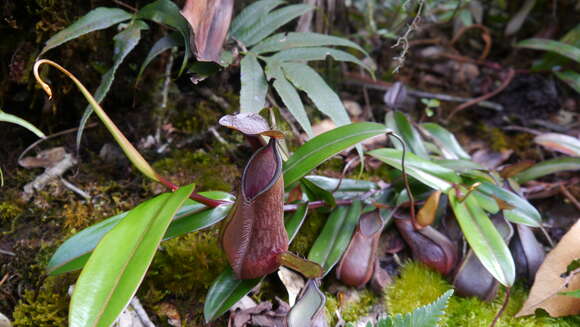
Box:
[181,0,233,63]
[516,219,580,317]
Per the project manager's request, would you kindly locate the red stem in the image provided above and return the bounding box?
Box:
[157,176,231,208]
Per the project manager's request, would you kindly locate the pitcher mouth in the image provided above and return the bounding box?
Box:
[241,138,282,201]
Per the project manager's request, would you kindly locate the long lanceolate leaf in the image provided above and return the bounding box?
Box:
[514,157,580,183]
[386,112,429,158]
[229,0,285,37]
[266,62,313,136]
[281,62,350,127]
[308,201,362,274]
[137,0,192,74]
[0,110,46,138]
[269,47,370,71]
[69,184,194,327]
[516,38,580,63]
[204,205,310,322]
[240,53,268,113]
[368,148,460,192]
[252,32,367,55]
[234,4,313,47]
[476,182,541,227]
[421,123,470,160]
[40,7,133,55]
[449,189,515,287]
[77,20,147,149]
[283,122,389,188]
[137,33,182,82]
[47,191,234,275]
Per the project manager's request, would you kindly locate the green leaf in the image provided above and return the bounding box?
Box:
[421,123,470,160]
[266,62,313,137]
[281,62,350,128]
[286,203,309,242]
[0,110,45,138]
[229,0,285,37]
[514,157,580,183]
[388,112,429,158]
[304,175,377,193]
[473,190,500,214]
[234,4,313,47]
[137,33,181,83]
[432,159,484,172]
[533,24,580,70]
[203,267,261,323]
[252,32,367,56]
[477,182,541,227]
[449,188,515,286]
[47,191,233,275]
[69,184,194,327]
[368,148,460,192]
[204,202,310,322]
[283,122,389,188]
[308,201,362,274]
[77,20,147,149]
[137,0,191,74]
[40,7,133,55]
[240,53,268,113]
[301,177,336,207]
[516,38,580,63]
[555,71,580,94]
[386,289,453,327]
[269,47,369,70]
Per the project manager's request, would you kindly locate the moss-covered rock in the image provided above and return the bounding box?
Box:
[386,261,580,327]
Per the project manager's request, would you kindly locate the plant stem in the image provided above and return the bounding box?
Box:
[489,287,510,327]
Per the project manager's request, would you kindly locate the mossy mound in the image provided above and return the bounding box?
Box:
[386,262,580,327]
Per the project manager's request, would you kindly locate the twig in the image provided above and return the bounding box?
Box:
[489,287,510,327]
[113,0,137,12]
[0,273,9,288]
[343,72,503,111]
[392,0,424,73]
[17,123,98,166]
[22,153,78,201]
[560,184,580,211]
[60,177,91,201]
[446,68,515,121]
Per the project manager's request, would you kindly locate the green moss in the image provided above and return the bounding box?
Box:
[12,276,71,327]
[174,100,221,134]
[145,228,228,298]
[342,289,378,322]
[152,148,239,192]
[386,262,451,314]
[325,289,379,325]
[386,261,580,327]
[289,208,327,256]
